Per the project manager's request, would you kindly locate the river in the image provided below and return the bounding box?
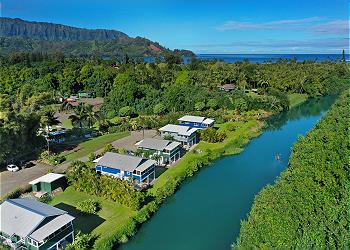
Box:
[120,96,336,250]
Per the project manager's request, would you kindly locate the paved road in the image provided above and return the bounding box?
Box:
[0,130,157,198]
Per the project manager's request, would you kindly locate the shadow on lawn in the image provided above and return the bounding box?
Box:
[55,202,105,233]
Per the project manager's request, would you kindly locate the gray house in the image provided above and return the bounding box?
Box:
[136,138,181,164]
[0,198,75,250]
[159,124,198,148]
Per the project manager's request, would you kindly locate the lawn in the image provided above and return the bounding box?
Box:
[61,131,130,163]
[150,119,262,193]
[288,93,308,108]
[50,187,136,245]
[61,119,73,129]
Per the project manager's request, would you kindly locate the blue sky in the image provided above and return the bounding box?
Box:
[1,0,348,54]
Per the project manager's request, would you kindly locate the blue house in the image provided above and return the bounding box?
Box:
[95,152,156,184]
[178,115,215,129]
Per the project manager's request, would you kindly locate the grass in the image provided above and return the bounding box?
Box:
[50,187,136,244]
[288,93,308,108]
[61,119,73,129]
[151,119,262,192]
[62,131,130,163]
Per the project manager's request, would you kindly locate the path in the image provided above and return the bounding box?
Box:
[1,130,157,198]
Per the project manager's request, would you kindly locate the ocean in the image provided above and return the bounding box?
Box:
[145,54,348,64]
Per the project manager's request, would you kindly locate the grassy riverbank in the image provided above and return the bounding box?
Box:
[150,119,262,194]
[50,187,136,246]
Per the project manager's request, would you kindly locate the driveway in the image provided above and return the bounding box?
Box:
[0,130,157,198]
[0,162,53,197]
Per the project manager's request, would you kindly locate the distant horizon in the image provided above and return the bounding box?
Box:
[1,0,348,54]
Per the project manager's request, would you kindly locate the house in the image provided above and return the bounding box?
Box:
[218,84,236,92]
[159,124,199,148]
[48,130,66,143]
[95,152,156,184]
[29,173,66,195]
[136,138,181,164]
[178,115,215,129]
[0,198,75,250]
[78,91,96,98]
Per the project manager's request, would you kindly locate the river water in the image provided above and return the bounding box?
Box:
[120,96,336,250]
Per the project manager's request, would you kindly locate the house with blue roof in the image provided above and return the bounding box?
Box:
[95,152,156,184]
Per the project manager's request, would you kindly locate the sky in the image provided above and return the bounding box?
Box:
[0,0,349,54]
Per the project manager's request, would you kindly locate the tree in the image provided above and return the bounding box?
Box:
[153,103,166,115]
[151,154,162,164]
[40,110,60,155]
[65,232,94,250]
[207,99,218,110]
[69,103,88,128]
[342,49,346,62]
[119,106,132,117]
[84,104,99,128]
[195,101,206,111]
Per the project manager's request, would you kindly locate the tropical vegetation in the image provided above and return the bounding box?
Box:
[235,90,350,249]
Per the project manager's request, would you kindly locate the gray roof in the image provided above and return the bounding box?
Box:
[137,138,180,151]
[29,214,74,242]
[96,152,155,172]
[178,115,215,125]
[0,198,67,238]
[159,124,198,136]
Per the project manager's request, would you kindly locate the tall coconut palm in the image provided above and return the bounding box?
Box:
[151,154,162,165]
[84,104,99,128]
[69,103,87,128]
[40,110,60,155]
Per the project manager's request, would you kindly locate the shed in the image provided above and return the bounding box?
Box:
[29,173,66,193]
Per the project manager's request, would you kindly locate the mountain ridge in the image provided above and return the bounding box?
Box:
[0,17,194,58]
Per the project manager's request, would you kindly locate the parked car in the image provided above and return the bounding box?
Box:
[22,161,35,169]
[7,164,19,172]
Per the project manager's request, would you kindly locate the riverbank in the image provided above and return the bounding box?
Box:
[119,95,337,250]
[235,91,349,249]
[59,117,261,249]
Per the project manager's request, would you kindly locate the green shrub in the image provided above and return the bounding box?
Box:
[76,199,100,214]
[38,194,52,204]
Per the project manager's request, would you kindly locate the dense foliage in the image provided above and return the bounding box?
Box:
[0,54,347,167]
[66,161,145,210]
[235,90,350,249]
[200,127,226,143]
[76,199,101,214]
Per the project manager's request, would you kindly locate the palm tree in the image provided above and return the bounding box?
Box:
[151,154,162,165]
[40,110,60,155]
[84,104,99,128]
[69,103,87,128]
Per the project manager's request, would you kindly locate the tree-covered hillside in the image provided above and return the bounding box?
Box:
[235,90,350,249]
[0,18,194,58]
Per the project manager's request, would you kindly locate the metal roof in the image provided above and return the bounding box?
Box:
[135,159,156,172]
[29,214,74,242]
[0,199,67,238]
[96,152,155,172]
[178,115,215,125]
[159,124,198,136]
[164,141,181,151]
[137,138,175,151]
[29,173,64,185]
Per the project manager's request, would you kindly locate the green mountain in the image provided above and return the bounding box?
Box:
[0,17,194,58]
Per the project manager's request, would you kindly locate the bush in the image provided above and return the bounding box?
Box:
[153,103,166,115]
[38,194,52,204]
[200,128,227,143]
[66,232,94,250]
[76,199,101,214]
[119,106,132,117]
